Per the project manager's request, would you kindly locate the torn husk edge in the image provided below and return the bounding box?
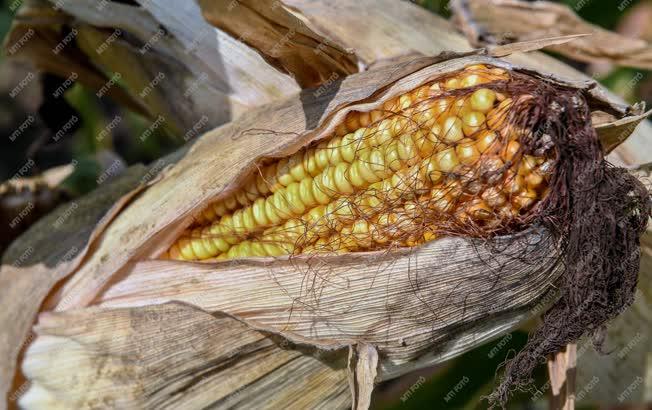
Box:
[4,50,650,408]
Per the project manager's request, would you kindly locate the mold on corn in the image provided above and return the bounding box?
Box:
[164,65,555,261]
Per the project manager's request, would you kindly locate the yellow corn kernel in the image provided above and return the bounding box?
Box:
[475,130,498,153]
[469,88,496,113]
[461,111,486,137]
[441,116,464,144]
[455,140,481,166]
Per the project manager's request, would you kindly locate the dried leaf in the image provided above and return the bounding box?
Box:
[284,0,475,65]
[547,343,577,410]
[6,0,301,131]
[451,0,652,70]
[348,343,378,410]
[130,0,301,109]
[197,0,358,87]
[19,303,350,409]
[486,34,591,58]
[596,108,652,153]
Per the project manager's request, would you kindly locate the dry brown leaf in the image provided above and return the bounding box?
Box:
[197,0,359,88]
[123,0,301,116]
[5,0,301,131]
[596,108,652,154]
[547,343,577,410]
[451,0,652,70]
[0,165,72,254]
[348,343,378,410]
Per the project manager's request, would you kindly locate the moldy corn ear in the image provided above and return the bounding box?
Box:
[164,64,555,261]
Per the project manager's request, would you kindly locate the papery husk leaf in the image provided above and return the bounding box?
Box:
[283,0,475,65]
[62,0,299,124]
[128,0,301,110]
[6,0,301,131]
[0,165,153,408]
[96,226,563,379]
[451,0,652,70]
[197,0,359,87]
[546,344,577,410]
[18,303,350,409]
[596,108,652,154]
[485,34,591,57]
[348,343,378,410]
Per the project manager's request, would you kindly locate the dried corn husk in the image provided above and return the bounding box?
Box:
[451,0,652,70]
[2,49,649,409]
[197,0,359,87]
[19,303,351,409]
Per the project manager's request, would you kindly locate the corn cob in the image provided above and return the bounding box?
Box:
[164,65,554,261]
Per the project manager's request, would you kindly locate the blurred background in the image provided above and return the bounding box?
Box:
[1,0,650,409]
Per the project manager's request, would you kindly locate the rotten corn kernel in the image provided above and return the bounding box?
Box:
[164,65,553,261]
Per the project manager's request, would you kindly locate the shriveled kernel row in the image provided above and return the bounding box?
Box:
[164,65,553,261]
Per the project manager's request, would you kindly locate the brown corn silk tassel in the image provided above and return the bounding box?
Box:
[164,65,555,261]
[485,72,650,406]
